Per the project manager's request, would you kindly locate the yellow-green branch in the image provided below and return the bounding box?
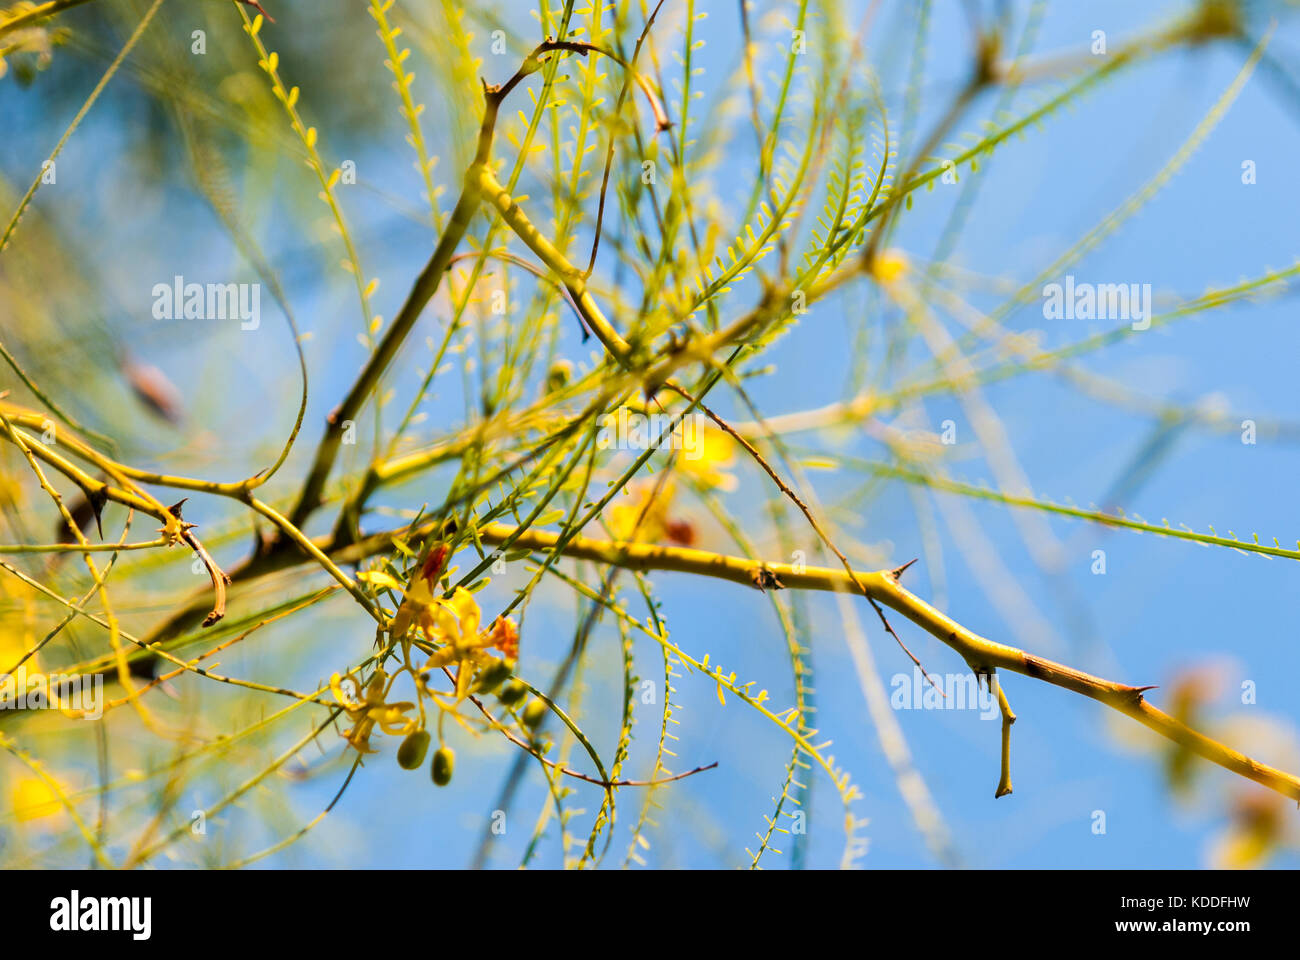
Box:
[457,523,1300,804]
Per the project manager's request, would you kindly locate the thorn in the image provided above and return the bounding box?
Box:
[239,0,275,23]
[88,485,108,539]
[891,557,919,580]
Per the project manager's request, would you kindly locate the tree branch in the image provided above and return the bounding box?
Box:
[128,514,1300,805]
[461,523,1300,803]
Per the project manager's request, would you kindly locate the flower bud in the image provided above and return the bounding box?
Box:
[473,657,513,695]
[397,730,430,770]
[546,359,573,392]
[522,698,547,731]
[432,746,455,786]
[497,680,527,707]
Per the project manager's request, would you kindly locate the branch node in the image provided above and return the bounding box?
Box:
[749,565,784,593]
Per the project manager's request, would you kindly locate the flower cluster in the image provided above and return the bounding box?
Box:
[329,669,416,754]
[608,424,737,545]
[338,543,521,758]
[417,587,517,700]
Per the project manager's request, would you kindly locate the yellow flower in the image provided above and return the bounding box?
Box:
[0,577,38,673]
[487,616,519,660]
[1209,790,1289,869]
[609,478,676,543]
[608,476,704,546]
[421,588,517,700]
[386,543,449,639]
[330,668,416,753]
[679,424,737,492]
[12,776,61,823]
[870,248,910,287]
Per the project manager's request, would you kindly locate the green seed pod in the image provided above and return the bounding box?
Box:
[473,658,513,696]
[522,698,547,731]
[432,746,455,786]
[397,730,430,770]
[497,680,527,707]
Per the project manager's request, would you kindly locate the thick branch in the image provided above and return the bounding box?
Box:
[464,524,1300,803]
[135,516,1300,804]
